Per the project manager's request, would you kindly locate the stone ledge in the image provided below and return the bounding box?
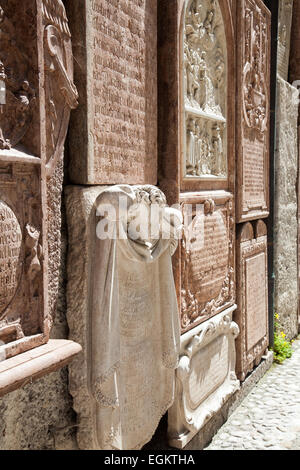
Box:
[0,340,82,398]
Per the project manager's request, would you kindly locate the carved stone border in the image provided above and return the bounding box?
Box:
[168,306,239,449]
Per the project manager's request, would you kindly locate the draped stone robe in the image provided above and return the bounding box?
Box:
[90,185,182,450]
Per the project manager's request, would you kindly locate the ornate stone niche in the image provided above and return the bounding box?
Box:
[66,185,182,450]
[181,0,231,188]
[180,191,235,334]
[235,220,269,381]
[168,307,239,449]
[0,1,80,376]
[236,0,271,222]
[277,0,294,81]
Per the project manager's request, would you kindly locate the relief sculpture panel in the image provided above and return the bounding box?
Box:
[236,0,270,222]
[183,0,228,181]
[0,0,77,360]
[180,191,235,333]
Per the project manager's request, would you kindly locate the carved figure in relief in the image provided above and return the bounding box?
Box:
[212,124,224,176]
[43,0,78,164]
[25,224,42,283]
[0,6,36,150]
[186,118,197,175]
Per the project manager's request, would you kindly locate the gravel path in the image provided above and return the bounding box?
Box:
[205,338,300,450]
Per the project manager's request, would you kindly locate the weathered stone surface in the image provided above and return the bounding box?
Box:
[66,185,181,450]
[289,0,300,84]
[65,0,157,185]
[0,0,78,361]
[274,77,299,340]
[168,307,240,449]
[235,221,269,381]
[277,0,294,81]
[236,0,271,222]
[180,191,235,333]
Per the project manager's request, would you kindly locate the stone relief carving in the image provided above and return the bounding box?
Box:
[0,0,77,360]
[168,308,240,449]
[0,5,36,151]
[236,222,269,381]
[43,0,78,166]
[180,193,235,333]
[91,185,181,450]
[183,0,227,179]
[67,185,182,450]
[242,1,268,136]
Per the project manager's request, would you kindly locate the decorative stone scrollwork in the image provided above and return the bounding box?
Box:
[242,2,268,136]
[183,0,227,179]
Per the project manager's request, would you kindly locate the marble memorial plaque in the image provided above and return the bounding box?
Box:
[236,0,271,222]
[66,185,182,450]
[168,307,240,449]
[180,191,235,333]
[235,220,268,381]
[0,0,77,360]
[65,0,157,185]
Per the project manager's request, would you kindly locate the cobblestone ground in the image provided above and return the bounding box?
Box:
[206,338,300,450]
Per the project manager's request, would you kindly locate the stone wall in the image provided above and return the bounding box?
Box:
[0,208,76,450]
[274,77,299,340]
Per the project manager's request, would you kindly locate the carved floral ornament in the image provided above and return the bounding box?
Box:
[242,0,269,135]
[183,0,227,179]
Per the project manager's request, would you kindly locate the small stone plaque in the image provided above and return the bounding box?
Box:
[277,0,293,81]
[235,220,269,381]
[236,0,271,222]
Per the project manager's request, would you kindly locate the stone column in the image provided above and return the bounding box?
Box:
[274,77,299,339]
